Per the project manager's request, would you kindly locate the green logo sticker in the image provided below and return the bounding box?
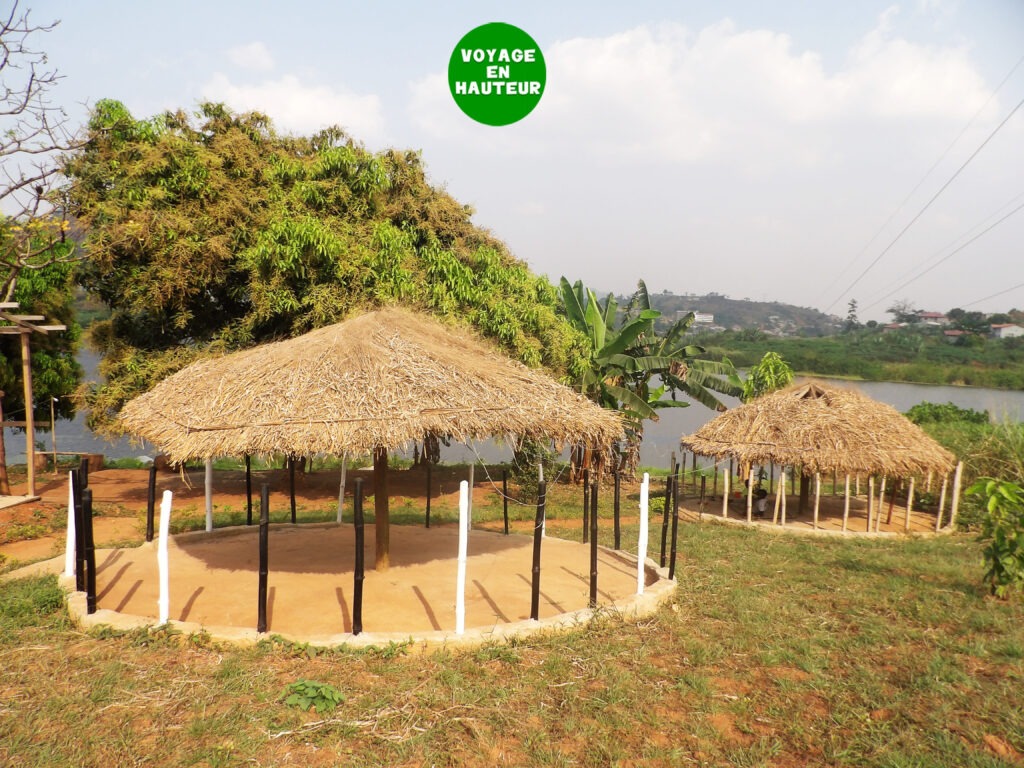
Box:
[448,22,546,126]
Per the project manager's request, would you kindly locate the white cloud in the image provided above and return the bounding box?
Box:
[226,41,275,72]
[202,73,386,145]
[409,17,996,171]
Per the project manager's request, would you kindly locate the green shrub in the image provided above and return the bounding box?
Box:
[905,401,989,425]
[968,478,1024,599]
[281,679,345,713]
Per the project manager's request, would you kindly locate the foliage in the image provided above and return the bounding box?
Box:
[281,679,346,713]
[558,278,739,470]
[64,101,588,434]
[735,350,794,402]
[968,478,1024,598]
[905,401,989,425]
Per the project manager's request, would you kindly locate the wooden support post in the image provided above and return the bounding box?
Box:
[257,483,269,633]
[746,463,754,524]
[713,462,718,497]
[337,453,347,524]
[613,469,621,550]
[502,468,509,535]
[352,478,365,635]
[948,462,964,530]
[935,476,949,532]
[867,476,874,531]
[699,475,706,519]
[790,466,796,496]
[813,473,821,530]
[530,480,546,620]
[856,475,860,497]
[832,470,837,496]
[205,457,213,532]
[660,474,672,567]
[842,474,851,532]
[668,468,681,581]
[245,454,252,525]
[145,464,157,542]
[691,451,697,493]
[780,473,787,525]
[582,468,590,544]
[904,477,915,532]
[722,469,729,519]
[20,332,35,497]
[589,478,598,609]
[373,447,389,569]
[875,477,886,533]
[772,470,784,525]
[83,488,97,614]
[769,463,774,495]
[288,456,297,524]
[425,459,432,529]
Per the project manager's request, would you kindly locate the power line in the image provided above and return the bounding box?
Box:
[862,195,1024,311]
[819,52,1024,300]
[824,91,1024,313]
[963,280,1024,309]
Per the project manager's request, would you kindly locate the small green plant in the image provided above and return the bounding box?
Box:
[281,679,345,713]
[968,477,1024,598]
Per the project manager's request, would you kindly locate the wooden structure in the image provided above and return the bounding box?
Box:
[118,307,622,569]
[681,382,961,532]
[0,301,67,497]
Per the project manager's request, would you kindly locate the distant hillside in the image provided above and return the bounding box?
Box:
[622,290,841,337]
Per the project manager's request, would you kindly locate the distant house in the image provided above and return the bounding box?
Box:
[917,311,949,326]
[693,312,715,324]
[991,323,1024,339]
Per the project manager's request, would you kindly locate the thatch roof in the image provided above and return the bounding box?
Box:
[118,307,622,463]
[681,382,956,477]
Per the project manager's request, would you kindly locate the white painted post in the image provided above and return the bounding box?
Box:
[935,476,949,532]
[63,471,75,577]
[722,469,729,519]
[813,473,821,530]
[842,474,851,533]
[746,463,754,524]
[948,461,964,529]
[204,457,213,532]
[337,453,347,523]
[904,477,915,532]
[157,490,173,625]
[637,473,650,595]
[455,480,468,635]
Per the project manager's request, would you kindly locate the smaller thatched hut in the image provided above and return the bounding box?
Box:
[681,382,961,532]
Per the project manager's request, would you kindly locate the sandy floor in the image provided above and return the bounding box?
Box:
[86,523,650,638]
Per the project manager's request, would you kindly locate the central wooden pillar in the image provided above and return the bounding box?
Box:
[374,446,389,570]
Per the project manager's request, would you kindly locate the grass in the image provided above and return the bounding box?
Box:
[1,515,1022,766]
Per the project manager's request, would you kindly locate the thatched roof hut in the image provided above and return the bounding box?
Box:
[119,307,622,462]
[681,381,955,477]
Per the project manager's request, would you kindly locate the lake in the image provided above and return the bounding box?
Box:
[4,349,1023,469]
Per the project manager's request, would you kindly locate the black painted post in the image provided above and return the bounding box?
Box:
[83,488,96,614]
[529,480,546,621]
[613,470,621,550]
[589,479,598,609]
[699,475,707,519]
[257,483,269,633]
[425,461,431,529]
[79,456,89,490]
[71,468,85,592]
[245,454,253,526]
[582,468,590,544]
[353,478,365,635]
[669,465,681,580]
[145,464,157,542]
[660,474,672,568]
[502,469,509,535]
[288,457,297,524]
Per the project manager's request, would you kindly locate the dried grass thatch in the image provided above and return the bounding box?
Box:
[119,307,622,463]
[681,381,956,476]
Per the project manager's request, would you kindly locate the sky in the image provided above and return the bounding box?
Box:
[29,0,1024,322]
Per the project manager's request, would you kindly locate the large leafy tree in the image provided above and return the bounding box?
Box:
[559,278,739,473]
[65,101,588,434]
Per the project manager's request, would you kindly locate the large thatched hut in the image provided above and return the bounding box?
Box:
[681,382,961,532]
[119,307,622,565]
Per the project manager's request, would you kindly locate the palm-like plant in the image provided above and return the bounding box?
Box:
[560,278,740,474]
